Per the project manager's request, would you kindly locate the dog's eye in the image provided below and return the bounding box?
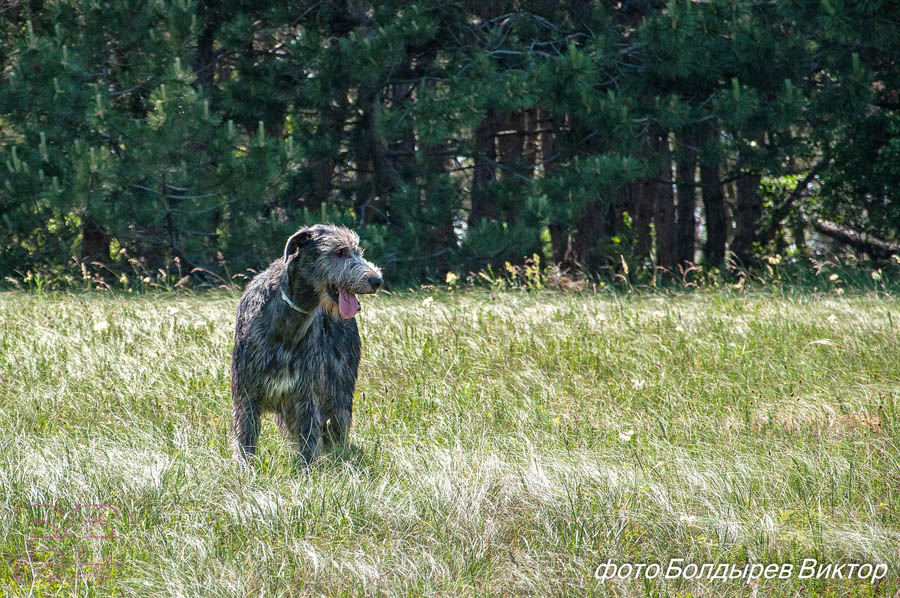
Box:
[336,247,349,258]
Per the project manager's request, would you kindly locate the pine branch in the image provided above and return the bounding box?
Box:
[813,220,900,259]
[762,159,829,244]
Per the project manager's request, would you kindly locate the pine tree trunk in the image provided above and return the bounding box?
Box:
[540,112,573,270]
[352,92,382,226]
[700,159,726,269]
[470,109,500,226]
[521,108,541,254]
[573,200,609,274]
[354,98,377,225]
[355,154,376,225]
[193,0,220,89]
[791,217,807,255]
[732,172,762,266]
[522,108,539,179]
[675,135,697,267]
[496,111,525,173]
[81,218,110,262]
[633,180,654,265]
[495,110,525,224]
[306,93,348,212]
[420,116,455,250]
[308,155,336,213]
[392,82,416,172]
[653,132,677,271]
[495,109,538,235]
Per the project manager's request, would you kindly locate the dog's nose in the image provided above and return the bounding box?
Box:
[368,276,383,290]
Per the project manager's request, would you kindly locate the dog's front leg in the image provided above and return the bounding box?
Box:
[280,398,322,467]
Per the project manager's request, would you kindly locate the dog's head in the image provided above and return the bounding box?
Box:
[283,224,383,319]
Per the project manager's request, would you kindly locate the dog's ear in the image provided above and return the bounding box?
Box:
[283,228,313,264]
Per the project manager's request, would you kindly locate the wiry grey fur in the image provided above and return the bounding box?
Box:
[231,224,383,466]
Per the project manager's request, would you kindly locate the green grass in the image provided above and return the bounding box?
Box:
[1,288,899,597]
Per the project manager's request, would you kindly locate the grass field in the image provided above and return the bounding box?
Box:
[1,288,899,597]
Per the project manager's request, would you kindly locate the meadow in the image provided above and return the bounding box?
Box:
[1,287,898,597]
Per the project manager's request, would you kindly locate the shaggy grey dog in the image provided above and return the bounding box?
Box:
[230,224,383,465]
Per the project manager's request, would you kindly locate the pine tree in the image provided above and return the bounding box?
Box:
[2,0,898,282]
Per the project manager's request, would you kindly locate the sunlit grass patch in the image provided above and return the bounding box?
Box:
[1,289,898,596]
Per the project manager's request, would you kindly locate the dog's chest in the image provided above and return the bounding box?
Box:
[262,336,315,403]
[261,314,349,404]
[264,365,298,401]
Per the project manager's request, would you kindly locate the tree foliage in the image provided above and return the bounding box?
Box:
[2,0,899,283]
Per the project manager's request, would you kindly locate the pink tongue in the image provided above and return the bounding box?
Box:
[338,289,359,319]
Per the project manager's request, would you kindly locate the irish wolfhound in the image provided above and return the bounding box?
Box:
[231,224,383,465]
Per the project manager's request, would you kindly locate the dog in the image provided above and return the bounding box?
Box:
[230,224,382,465]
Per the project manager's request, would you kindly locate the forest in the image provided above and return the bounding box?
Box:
[2,0,899,284]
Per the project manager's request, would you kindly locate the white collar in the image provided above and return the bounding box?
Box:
[281,288,310,314]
